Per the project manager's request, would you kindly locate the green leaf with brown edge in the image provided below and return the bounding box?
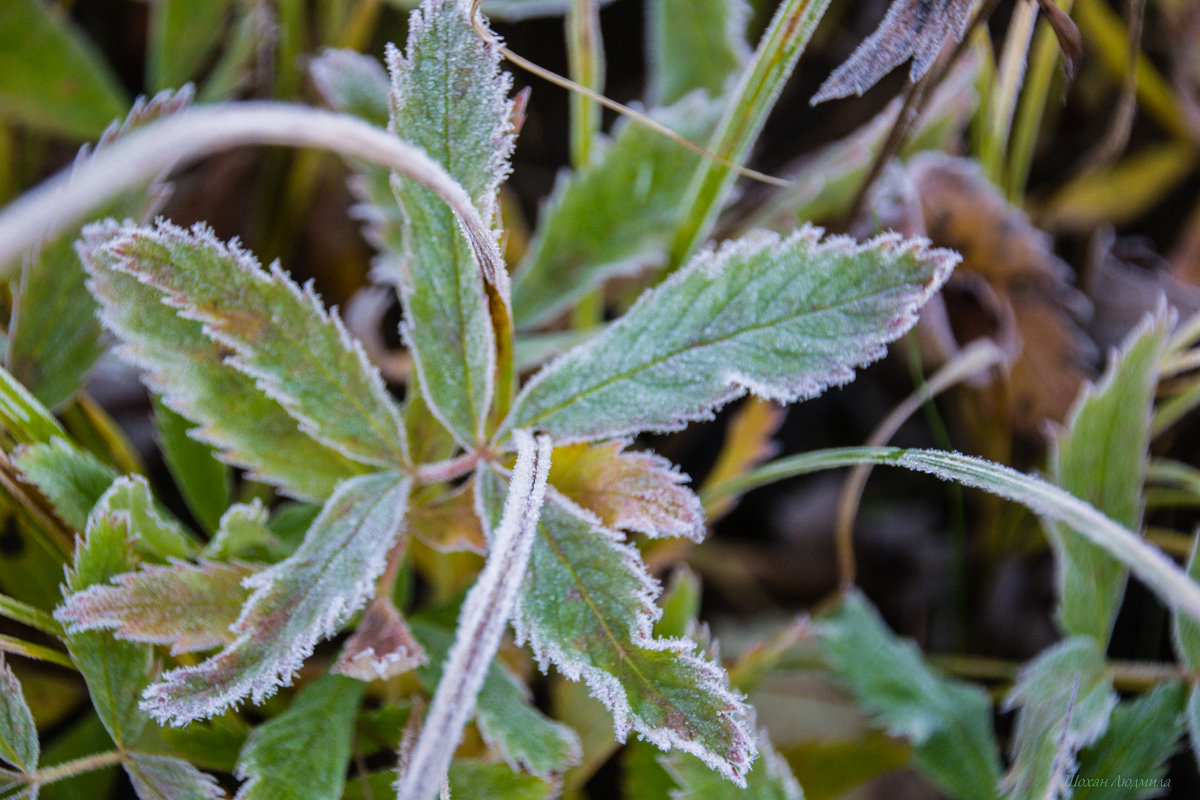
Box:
[504,228,955,444]
[660,730,803,800]
[140,472,410,726]
[548,441,704,541]
[0,657,38,774]
[0,0,128,139]
[56,559,255,655]
[409,616,582,779]
[1072,682,1185,800]
[62,503,155,748]
[1045,312,1169,645]
[816,589,1001,800]
[233,674,364,800]
[124,752,224,800]
[477,466,756,785]
[153,397,231,535]
[384,0,513,446]
[1002,637,1116,800]
[95,220,406,469]
[78,220,369,502]
[12,438,114,532]
[646,0,749,106]
[511,94,721,329]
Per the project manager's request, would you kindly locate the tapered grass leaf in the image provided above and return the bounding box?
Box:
[646,0,749,106]
[1174,539,1200,669]
[505,228,955,443]
[512,95,722,328]
[477,468,755,784]
[400,432,551,800]
[56,559,255,655]
[233,674,364,800]
[140,472,410,725]
[124,753,224,800]
[79,221,365,501]
[410,617,582,778]
[0,658,38,774]
[1045,312,1169,644]
[12,438,114,532]
[548,441,704,540]
[1072,682,1185,800]
[817,589,1001,800]
[0,0,127,138]
[385,0,514,446]
[1002,637,1116,799]
[660,730,803,800]
[96,220,406,468]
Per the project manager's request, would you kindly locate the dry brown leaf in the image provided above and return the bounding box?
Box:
[333,597,427,681]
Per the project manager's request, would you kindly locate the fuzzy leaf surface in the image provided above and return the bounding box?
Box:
[661,730,802,800]
[124,753,223,800]
[97,476,198,561]
[1045,314,1168,644]
[98,220,405,468]
[548,441,704,540]
[817,589,1001,800]
[233,674,364,800]
[0,658,37,774]
[476,468,755,784]
[309,49,390,128]
[410,616,581,778]
[385,0,513,445]
[141,472,410,725]
[1002,637,1116,800]
[1072,682,1185,800]
[79,222,363,501]
[203,503,286,564]
[505,228,955,443]
[62,507,154,747]
[12,439,114,532]
[647,0,749,105]
[57,559,254,655]
[512,95,721,328]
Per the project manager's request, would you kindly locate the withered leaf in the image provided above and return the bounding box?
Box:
[333,597,427,681]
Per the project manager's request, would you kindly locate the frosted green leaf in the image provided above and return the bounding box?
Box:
[1002,637,1116,800]
[124,753,223,800]
[661,730,803,800]
[0,0,127,139]
[0,658,38,774]
[411,618,582,778]
[1045,313,1169,644]
[203,502,287,565]
[1072,682,1185,800]
[816,590,1001,800]
[505,227,955,443]
[12,438,114,532]
[154,397,230,535]
[8,89,193,412]
[512,95,722,328]
[63,506,154,748]
[97,476,199,561]
[96,220,406,468]
[476,468,755,784]
[384,0,514,446]
[141,472,410,725]
[56,559,255,655]
[233,674,364,800]
[646,0,749,105]
[309,49,390,128]
[78,221,369,501]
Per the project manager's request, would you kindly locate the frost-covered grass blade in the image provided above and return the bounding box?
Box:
[0,658,38,775]
[141,472,410,725]
[95,220,406,469]
[79,221,366,502]
[504,227,955,443]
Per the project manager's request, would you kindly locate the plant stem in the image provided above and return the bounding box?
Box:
[32,749,124,786]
